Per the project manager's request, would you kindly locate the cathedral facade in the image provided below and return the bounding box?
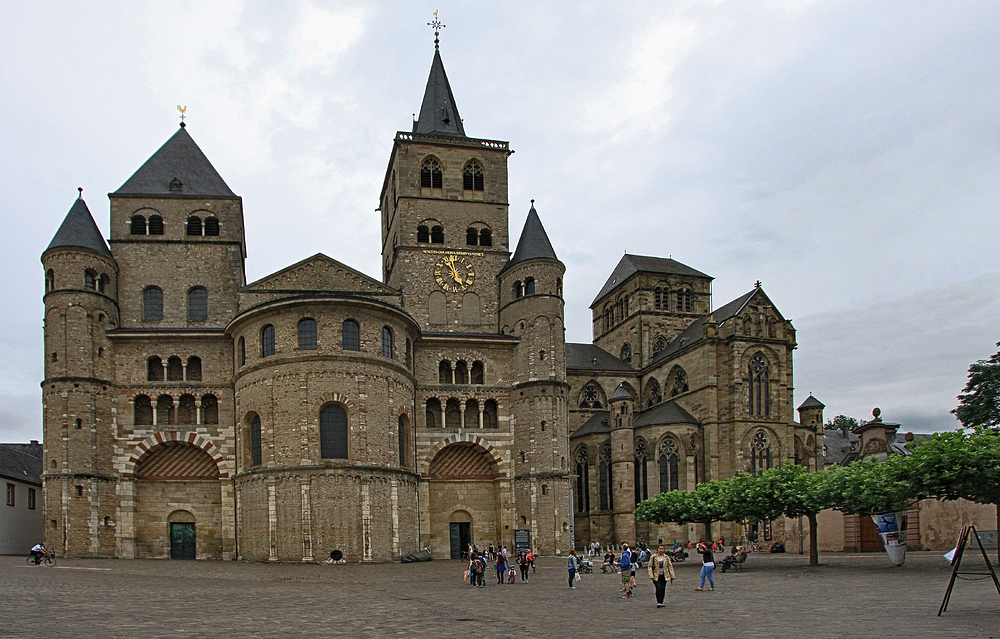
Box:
[40,44,821,561]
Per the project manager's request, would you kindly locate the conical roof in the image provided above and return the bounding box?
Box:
[413,49,466,137]
[114,125,235,196]
[500,203,558,274]
[45,194,113,258]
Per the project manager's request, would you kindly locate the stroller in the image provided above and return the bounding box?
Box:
[576,558,594,574]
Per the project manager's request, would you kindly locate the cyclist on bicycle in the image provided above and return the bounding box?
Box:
[30,542,47,565]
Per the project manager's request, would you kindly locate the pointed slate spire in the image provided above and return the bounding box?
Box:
[46,191,113,258]
[114,125,235,196]
[413,49,466,137]
[500,201,558,274]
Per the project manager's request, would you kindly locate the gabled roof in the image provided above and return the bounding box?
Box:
[798,395,825,410]
[592,254,712,307]
[413,49,466,137]
[646,288,761,367]
[0,444,43,486]
[500,204,559,274]
[242,253,398,296]
[114,125,236,197]
[566,343,634,372]
[632,401,701,428]
[570,411,611,439]
[45,195,113,258]
[609,383,634,401]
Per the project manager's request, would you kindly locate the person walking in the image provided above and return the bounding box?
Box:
[495,552,508,584]
[518,551,530,582]
[526,549,536,573]
[695,541,715,591]
[567,549,578,588]
[619,543,634,598]
[647,545,675,607]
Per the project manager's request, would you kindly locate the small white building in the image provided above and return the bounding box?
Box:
[0,442,43,555]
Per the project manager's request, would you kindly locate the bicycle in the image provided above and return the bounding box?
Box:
[26,552,55,567]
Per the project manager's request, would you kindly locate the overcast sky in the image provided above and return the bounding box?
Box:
[3,1,998,442]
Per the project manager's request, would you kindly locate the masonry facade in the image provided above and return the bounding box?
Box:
[41,44,819,561]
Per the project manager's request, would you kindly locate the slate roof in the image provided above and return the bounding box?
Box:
[45,196,113,258]
[647,288,758,367]
[632,401,701,428]
[500,204,559,274]
[566,343,634,372]
[570,411,611,438]
[609,383,634,401]
[0,443,43,485]
[114,125,236,197]
[413,49,466,137]
[798,395,826,410]
[592,254,712,307]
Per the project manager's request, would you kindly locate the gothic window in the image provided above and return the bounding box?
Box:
[471,360,484,384]
[524,278,535,295]
[238,337,246,366]
[250,414,262,466]
[645,378,662,407]
[748,353,771,417]
[147,356,164,381]
[676,288,692,312]
[439,360,453,384]
[750,430,772,475]
[658,438,679,493]
[575,447,590,512]
[134,395,153,425]
[417,225,430,243]
[514,281,524,298]
[261,325,276,357]
[298,318,317,350]
[425,398,442,428]
[130,215,147,235]
[143,287,163,321]
[634,439,649,503]
[178,394,197,424]
[188,287,208,321]
[479,228,492,246]
[202,394,218,424]
[45,269,54,292]
[148,215,164,235]
[430,225,444,244]
[483,400,498,429]
[464,399,479,428]
[186,356,202,381]
[455,360,469,384]
[381,326,394,358]
[620,343,632,365]
[668,366,689,397]
[445,398,462,429]
[84,270,96,290]
[420,157,443,189]
[398,415,409,466]
[599,444,613,511]
[204,217,220,236]
[319,404,348,459]
[466,227,478,245]
[579,383,603,409]
[463,160,484,191]
[186,216,202,236]
[342,320,360,351]
[652,335,667,356]
[167,356,183,381]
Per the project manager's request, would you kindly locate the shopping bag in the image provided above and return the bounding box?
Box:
[463,570,469,582]
[575,572,582,582]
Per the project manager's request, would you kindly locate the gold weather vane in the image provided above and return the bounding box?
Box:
[428,11,445,50]
[177,105,187,126]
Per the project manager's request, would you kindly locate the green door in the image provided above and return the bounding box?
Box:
[449,522,470,559]
[170,523,196,559]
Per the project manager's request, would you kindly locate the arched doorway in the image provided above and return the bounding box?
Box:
[428,443,500,559]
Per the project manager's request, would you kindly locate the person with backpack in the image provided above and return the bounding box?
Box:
[619,543,634,598]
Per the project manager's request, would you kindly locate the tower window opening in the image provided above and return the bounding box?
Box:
[186,216,202,236]
[420,157,443,189]
[417,225,429,243]
[342,320,360,351]
[148,215,164,235]
[479,228,492,247]
[463,160,484,191]
[130,215,147,235]
[466,227,478,245]
[430,225,444,244]
[204,217,220,236]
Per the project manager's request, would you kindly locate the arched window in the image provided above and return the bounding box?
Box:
[381,326,394,358]
[464,399,479,428]
[319,404,348,459]
[599,444,613,511]
[676,288,692,312]
[342,320,360,351]
[426,398,442,428]
[620,343,632,365]
[98,274,108,293]
[438,360,453,384]
[430,225,444,244]
[463,160,484,191]
[204,217,220,236]
[143,287,163,321]
[645,378,662,407]
[454,360,469,384]
[748,353,770,417]
[250,414,262,466]
[202,394,218,424]
[167,356,183,381]
[668,366,689,396]
[579,383,603,409]
[238,337,246,366]
[471,361,484,384]
[130,215,147,235]
[575,447,590,512]
[483,399,498,429]
[466,227,478,245]
[556,277,562,297]
[147,356,164,381]
[654,285,669,310]
[416,225,429,243]
[398,415,409,466]
[156,395,174,425]
[178,394,197,424]
[45,269,54,292]
[186,356,202,381]
[188,287,208,321]
[658,438,680,493]
[84,270,96,290]
[445,398,461,429]
[148,215,164,235]
[634,440,648,503]
[524,278,535,295]
[261,325,275,357]
[420,157,443,189]
[479,228,492,247]
[514,281,524,298]
[751,430,772,475]
[186,216,202,236]
[298,318,317,350]
[134,395,153,425]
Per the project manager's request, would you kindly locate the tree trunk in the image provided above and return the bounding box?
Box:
[807,512,820,566]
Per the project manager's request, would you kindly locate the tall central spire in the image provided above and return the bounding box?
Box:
[413,13,466,137]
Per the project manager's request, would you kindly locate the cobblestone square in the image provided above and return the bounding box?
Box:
[1,551,997,638]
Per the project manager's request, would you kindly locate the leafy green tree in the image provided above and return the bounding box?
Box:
[953,343,1000,429]
[636,479,734,541]
[827,456,914,516]
[825,414,860,434]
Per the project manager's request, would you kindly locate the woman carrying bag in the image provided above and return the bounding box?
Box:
[647,545,675,607]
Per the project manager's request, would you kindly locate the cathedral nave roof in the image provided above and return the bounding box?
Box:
[591,254,712,307]
[632,400,701,428]
[566,343,634,372]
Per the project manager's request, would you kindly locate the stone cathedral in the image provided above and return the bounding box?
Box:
[40,42,823,561]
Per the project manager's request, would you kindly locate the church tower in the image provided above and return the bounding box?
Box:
[41,193,119,556]
[379,41,512,332]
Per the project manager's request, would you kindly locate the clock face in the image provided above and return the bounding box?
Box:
[434,254,475,292]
